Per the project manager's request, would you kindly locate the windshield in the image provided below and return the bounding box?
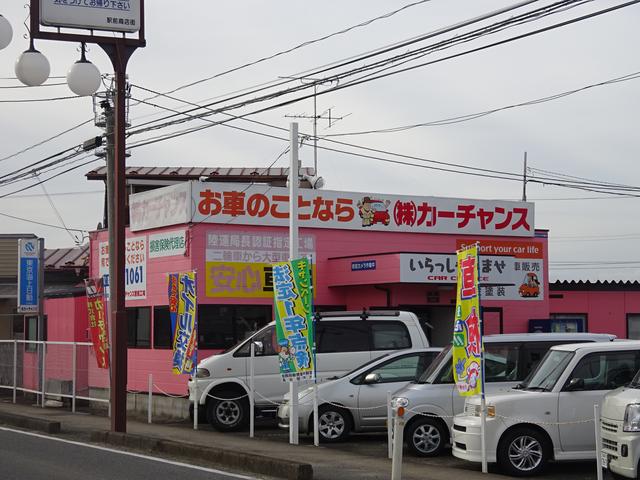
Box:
[629,369,640,388]
[417,344,452,384]
[519,349,574,391]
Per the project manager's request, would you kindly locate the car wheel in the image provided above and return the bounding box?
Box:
[207,391,249,432]
[498,427,550,476]
[318,405,351,442]
[405,417,447,457]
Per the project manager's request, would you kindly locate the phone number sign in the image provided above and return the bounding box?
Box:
[99,236,147,300]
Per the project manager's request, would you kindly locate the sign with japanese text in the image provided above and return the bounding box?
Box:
[17,239,39,313]
[130,181,534,236]
[273,258,315,382]
[206,231,315,263]
[351,260,376,271]
[99,236,147,300]
[168,273,179,341]
[453,245,483,396]
[172,271,197,375]
[129,182,191,231]
[40,0,141,34]
[149,230,187,258]
[85,277,109,369]
[400,242,544,300]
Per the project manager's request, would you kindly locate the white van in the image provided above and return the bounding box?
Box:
[600,370,640,478]
[188,310,429,431]
[392,333,616,457]
[452,341,640,476]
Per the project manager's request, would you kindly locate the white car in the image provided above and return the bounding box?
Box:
[277,347,442,441]
[188,310,430,431]
[600,372,640,478]
[392,333,616,457]
[452,341,640,476]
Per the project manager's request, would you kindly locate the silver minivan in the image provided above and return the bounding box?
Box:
[392,333,616,456]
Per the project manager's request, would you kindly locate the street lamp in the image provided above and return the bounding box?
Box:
[66,44,101,97]
[0,14,12,50]
[15,39,50,87]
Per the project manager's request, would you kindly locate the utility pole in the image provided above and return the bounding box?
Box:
[522,152,528,202]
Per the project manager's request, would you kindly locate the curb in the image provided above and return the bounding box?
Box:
[90,431,313,480]
[0,410,61,434]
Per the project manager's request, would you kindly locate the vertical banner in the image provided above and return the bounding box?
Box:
[85,278,110,369]
[17,238,40,313]
[453,244,483,396]
[167,273,179,343]
[172,271,197,375]
[273,258,315,382]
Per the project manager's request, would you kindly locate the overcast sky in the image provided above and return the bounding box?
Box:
[0,0,638,282]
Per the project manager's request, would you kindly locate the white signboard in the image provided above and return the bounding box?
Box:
[99,236,147,300]
[148,230,186,258]
[400,253,544,301]
[40,0,141,33]
[129,182,191,231]
[186,182,533,236]
[206,231,315,263]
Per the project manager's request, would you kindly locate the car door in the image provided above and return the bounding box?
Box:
[243,325,285,404]
[557,350,639,452]
[357,352,434,428]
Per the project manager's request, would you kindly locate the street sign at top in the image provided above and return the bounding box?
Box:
[40,0,141,34]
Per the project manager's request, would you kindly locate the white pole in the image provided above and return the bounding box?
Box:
[72,343,77,413]
[12,340,17,404]
[41,342,46,408]
[313,383,319,446]
[193,364,199,431]
[289,122,300,446]
[147,373,153,424]
[595,404,603,480]
[481,396,488,473]
[391,408,405,480]
[387,391,393,459]
[250,342,255,438]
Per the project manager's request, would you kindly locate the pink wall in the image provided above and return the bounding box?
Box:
[550,289,640,338]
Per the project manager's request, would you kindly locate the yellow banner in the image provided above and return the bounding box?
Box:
[452,244,483,396]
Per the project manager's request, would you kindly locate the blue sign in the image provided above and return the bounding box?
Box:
[351,260,376,271]
[18,239,39,313]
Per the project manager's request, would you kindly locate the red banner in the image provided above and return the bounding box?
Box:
[85,278,109,369]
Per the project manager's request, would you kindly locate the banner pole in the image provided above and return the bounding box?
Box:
[595,404,603,480]
[250,342,255,438]
[147,373,152,424]
[72,343,77,413]
[478,242,488,474]
[387,390,393,459]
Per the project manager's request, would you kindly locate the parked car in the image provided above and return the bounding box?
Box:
[600,368,640,479]
[451,341,640,476]
[277,347,442,442]
[392,333,616,457]
[188,310,430,431]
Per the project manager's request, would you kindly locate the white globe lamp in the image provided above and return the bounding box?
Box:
[0,15,12,50]
[67,45,101,96]
[15,41,50,86]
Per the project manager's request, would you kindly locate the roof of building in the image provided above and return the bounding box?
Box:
[44,244,89,271]
[551,280,640,291]
[86,166,317,183]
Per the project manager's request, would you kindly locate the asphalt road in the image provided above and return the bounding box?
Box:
[0,427,260,480]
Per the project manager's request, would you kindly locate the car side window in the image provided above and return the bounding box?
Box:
[564,351,638,391]
[235,326,277,357]
[370,322,411,350]
[363,354,422,384]
[484,343,519,382]
[316,321,369,353]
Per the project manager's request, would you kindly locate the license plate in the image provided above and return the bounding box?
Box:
[601,452,608,469]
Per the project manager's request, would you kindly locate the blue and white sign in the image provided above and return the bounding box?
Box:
[18,239,40,313]
[351,260,376,271]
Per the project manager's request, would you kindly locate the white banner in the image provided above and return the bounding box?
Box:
[206,231,315,263]
[40,0,141,33]
[149,230,186,258]
[99,236,147,300]
[400,253,544,301]
[129,182,191,232]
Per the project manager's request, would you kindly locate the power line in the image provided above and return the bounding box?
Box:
[0,210,87,232]
[0,95,81,103]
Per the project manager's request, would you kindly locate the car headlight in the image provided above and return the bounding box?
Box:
[468,404,496,417]
[391,397,409,408]
[195,368,210,378]
[624,404,640,432]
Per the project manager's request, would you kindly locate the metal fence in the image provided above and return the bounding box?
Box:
[0,340,110,411]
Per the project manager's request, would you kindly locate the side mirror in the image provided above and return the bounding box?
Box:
[364,373,382,384]
[565,377,585,391]
[252,341,264,356]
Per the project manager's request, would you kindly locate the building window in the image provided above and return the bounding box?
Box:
[25,315,46,352]
[628,314,640,340]
[153,306,172,348]
[127,307,151,348]
[549,313,587,332]
[198,305,271,350]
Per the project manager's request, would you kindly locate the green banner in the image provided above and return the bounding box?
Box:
[272,258,315,381]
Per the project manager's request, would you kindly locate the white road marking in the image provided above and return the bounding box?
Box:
[0,426,259,480]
